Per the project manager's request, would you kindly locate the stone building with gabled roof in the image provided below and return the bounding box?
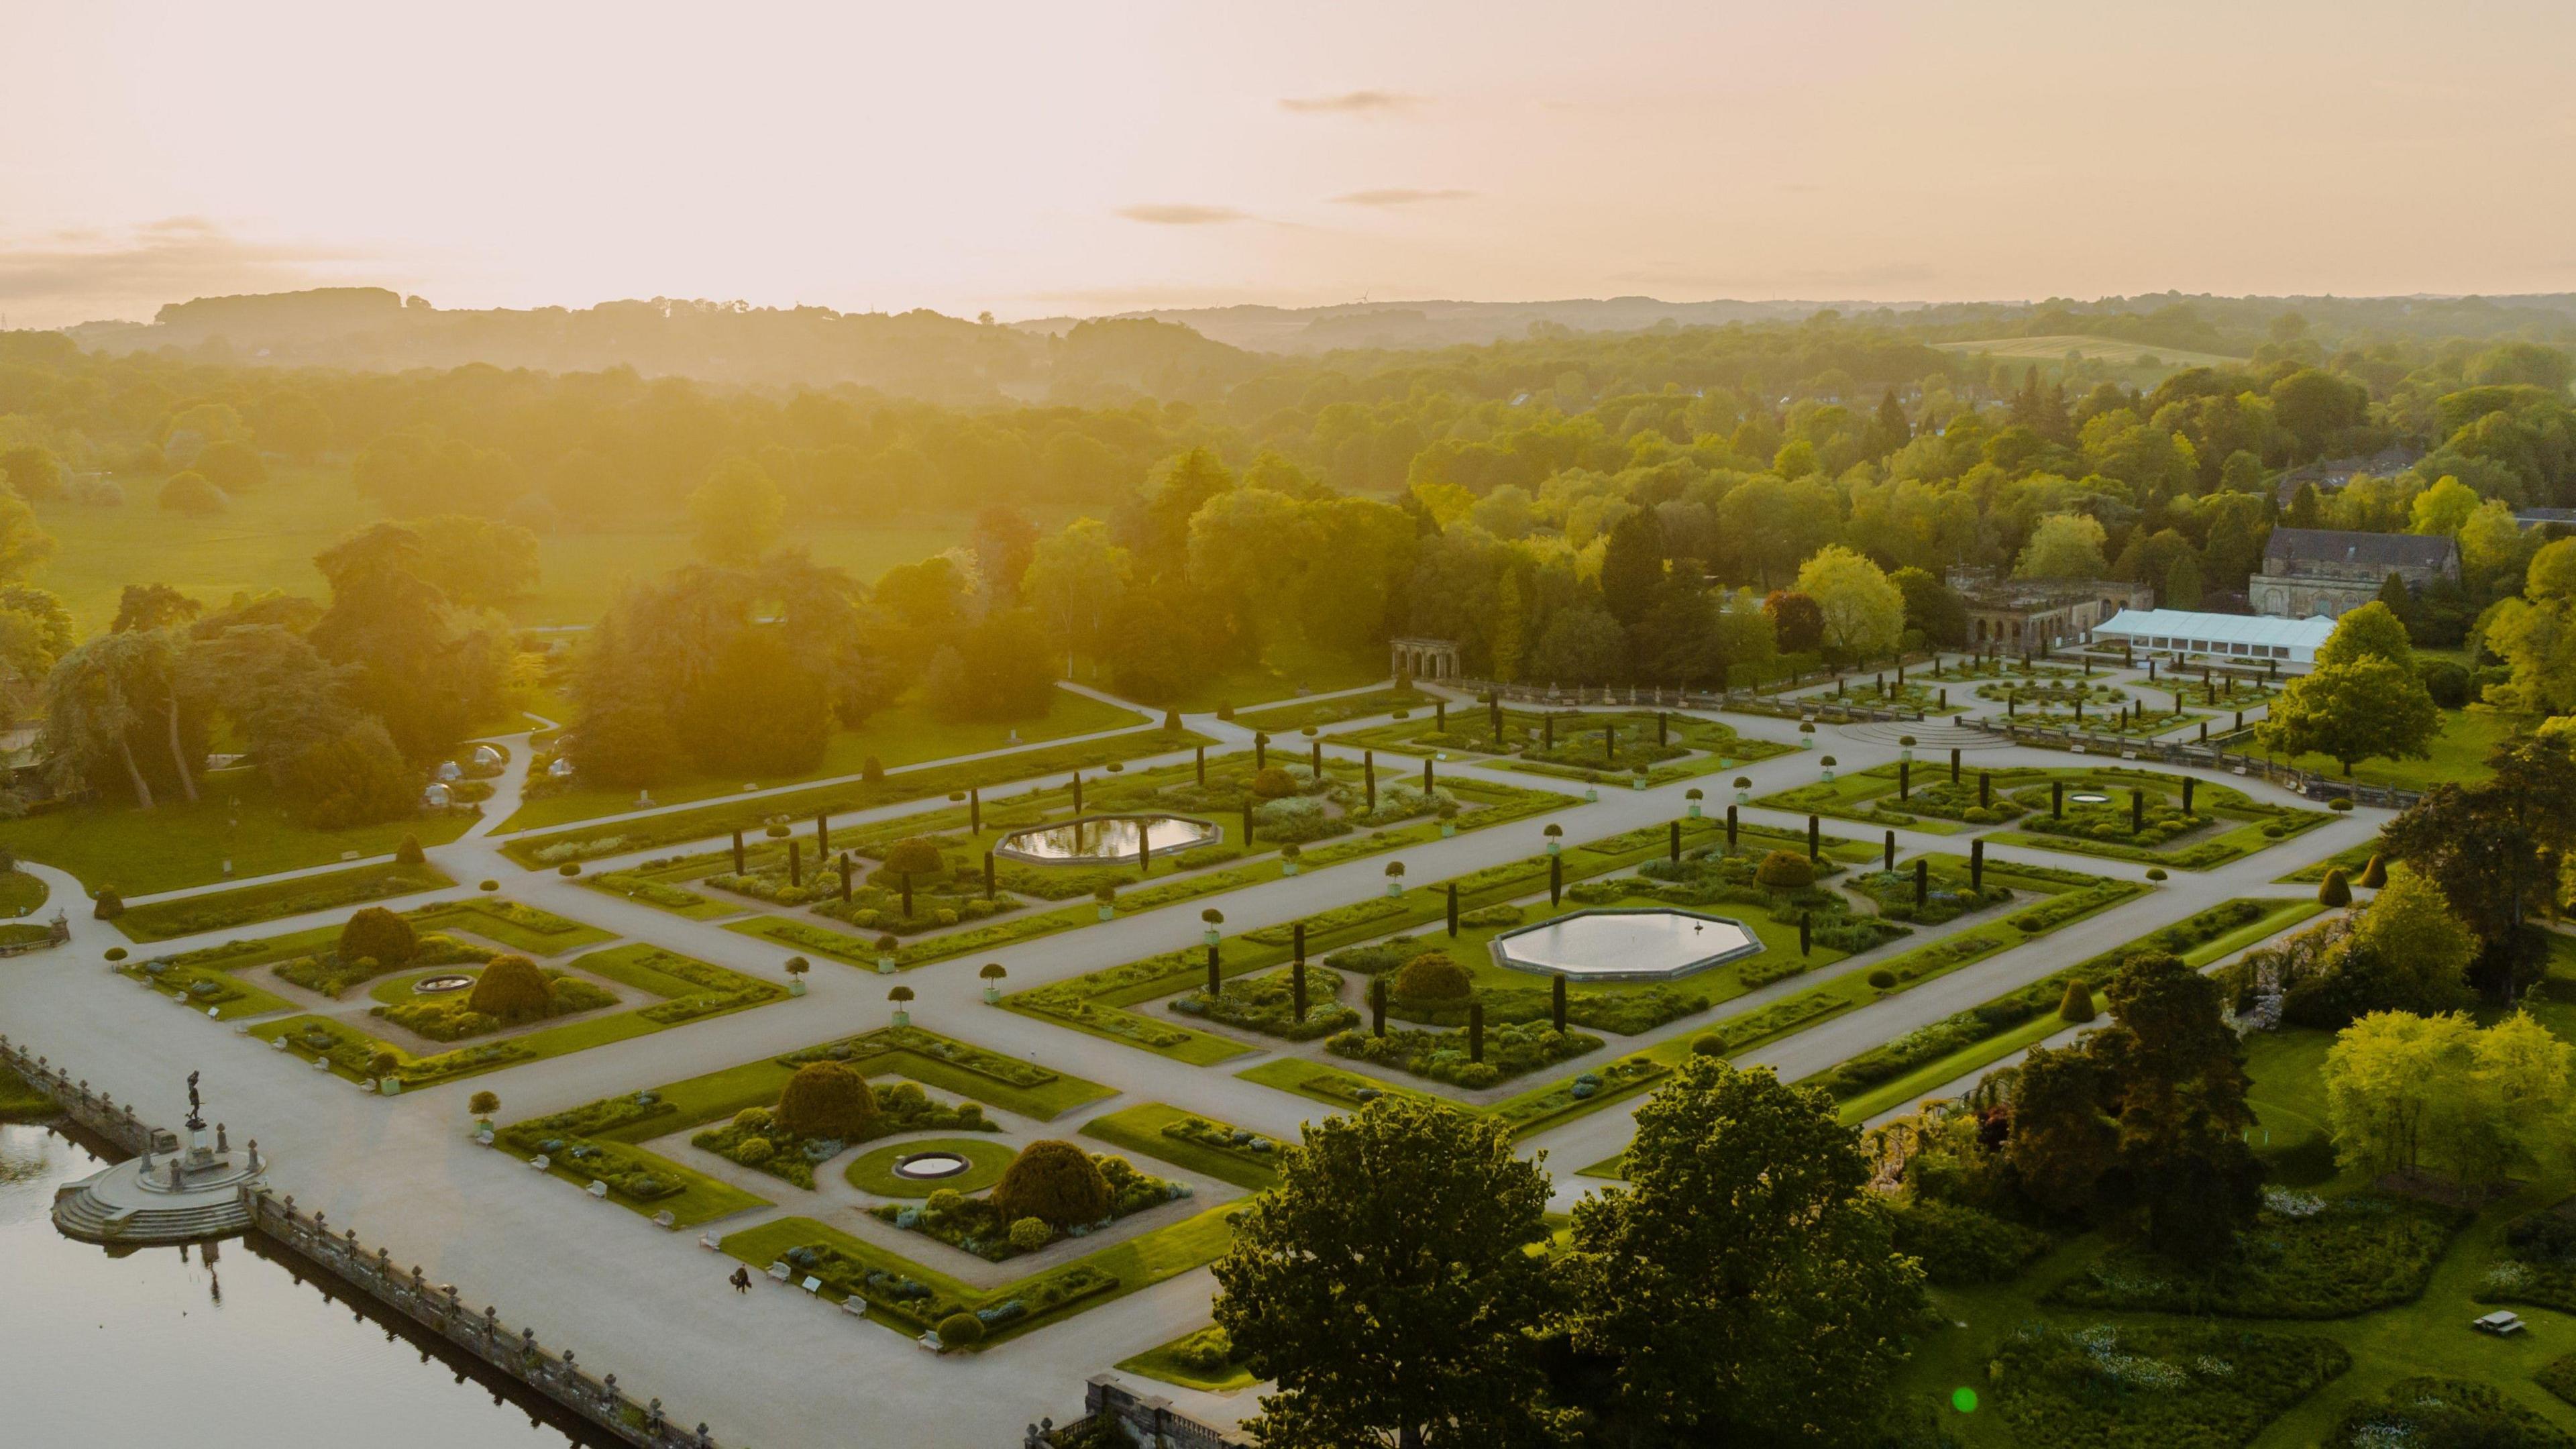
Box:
[2250,527,2458,620]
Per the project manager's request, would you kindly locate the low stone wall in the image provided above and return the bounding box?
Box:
[1026,1375,1251,1449]
[0,1034,724,1449]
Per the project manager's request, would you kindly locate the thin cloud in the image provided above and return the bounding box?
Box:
[1333,188,1476,207]
[1280,91,1425,116]
[0,217,378,325]
[1116,205,1252,226]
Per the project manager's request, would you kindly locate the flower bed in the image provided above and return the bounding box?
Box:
[2479,1194,2576,1314]
[1991,1322,2349,1448]
[2327,1378,2574,1448]
[2050,1195,2470,1318]
[272,932,494,996]
[113,863,455,941]
[1168,966,1358,1040]
[373,969,619,1041]
[868,1152,1189,1262]
[692,1085,997,1189]
[1327,1020,1600,1088]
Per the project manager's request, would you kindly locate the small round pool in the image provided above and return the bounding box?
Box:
[994,814,1218,865]
[2067,791,2112,806]
[411,975,474,996]
[1490,908,1763,982]
[892,1152,971,1181]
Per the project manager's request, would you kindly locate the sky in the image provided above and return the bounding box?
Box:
[5,0,2574,329]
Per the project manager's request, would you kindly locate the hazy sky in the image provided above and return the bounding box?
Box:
[5,0,2573,327]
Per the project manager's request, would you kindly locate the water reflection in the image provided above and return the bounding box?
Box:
[0,1123,612,1448]
[996,814,1217,862]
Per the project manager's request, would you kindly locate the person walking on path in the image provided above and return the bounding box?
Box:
[729,1266,751,1295]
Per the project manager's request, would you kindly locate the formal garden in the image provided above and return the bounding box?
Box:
[111,857,455,941]
[496,1025,1114,1225]
[1331,704,1794,786]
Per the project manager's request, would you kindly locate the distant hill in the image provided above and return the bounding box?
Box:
[1011,296,1890,354]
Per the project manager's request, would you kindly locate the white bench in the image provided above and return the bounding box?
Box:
[767,1261,792,1283]
[699,1233,723,1251]
[651,1210,677,1229]
[587,1180,609,1198]
[528,1155,551,1171]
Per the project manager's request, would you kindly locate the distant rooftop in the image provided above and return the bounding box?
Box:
[2263,527,2457,572]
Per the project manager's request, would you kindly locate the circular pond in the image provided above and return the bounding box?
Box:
[843,1138,1015,1197]
[1490,908,1762,983]
[2067,791,2112,805]
[411,975,474,995]
[994,814,1218,865]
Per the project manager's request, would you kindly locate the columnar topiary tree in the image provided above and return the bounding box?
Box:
[775,1061,878,1140]
[467,955,553,1020]
[339,906,419,967]
[883,837,945,918]
[991,1140,1113,1228]
[1393,952,1472,1004]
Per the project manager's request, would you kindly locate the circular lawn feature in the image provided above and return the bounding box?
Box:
[844,1138,1014,1197]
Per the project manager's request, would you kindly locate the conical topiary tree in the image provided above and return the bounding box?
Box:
[396,833,425,866]
[467,955,553,1020]
[2057,980,2097,1023]
[2317,868,2353,908]
[775,1061,878,1140]
[93,887,124,920]
[990,1140,1113,1228]
[2357,853,2387,890]
[339,906,419,969]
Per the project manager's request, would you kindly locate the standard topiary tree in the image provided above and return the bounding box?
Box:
[467,955,554,1019]
[1754,851,1815,891]
[784,955,810,980]
[339,906,418,968]
[2057,981,2098,1022]
[369,1049,399,1080]
[888,984,914,1023]
[396,834,425,866]
[2358,853,2388,889]
[991,1140,1113,1228]
[2317,867,2353,908]
[883,837,945,918]
[775,1061,878,1140]
[468,1090,500,1119]
[1393,952,1472,1003]
[936,1311,985,1348]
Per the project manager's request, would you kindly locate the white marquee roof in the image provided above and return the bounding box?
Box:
[2092,609,2337,649]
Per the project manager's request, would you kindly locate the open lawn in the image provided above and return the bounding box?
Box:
[1117,1328,1258,1393]
[2268,708,2532,792]
[1931,333,2246,372]
[0,769,478,895]
[501,684,1150,830]
[28,463,981,633]
[1108,636,1388,714]
[113,861,455,941]
[0,869,47,916]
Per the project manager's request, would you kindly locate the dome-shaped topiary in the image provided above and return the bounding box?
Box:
[1754,851,1815,890]
[936,1311,985,1347]
[775,1061,878,1140]
[92,888,124,920]
[882,837,945,877]
[1248,767,1299,801]
[2357,853,2387,890]
[339,906,419,968]
[1689,1033,1727,1056]
[1392,953,1472,1002]
[2317,868,2353,908]
[990,1140,1113,1228]
[1008,1216,1055,1252]
[466,955,554,1019]
[1866,969,1896,989]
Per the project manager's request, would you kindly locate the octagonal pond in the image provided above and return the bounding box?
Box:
[994,813,1218,865]
[1489,907,1763,982]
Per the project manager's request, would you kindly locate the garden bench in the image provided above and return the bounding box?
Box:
[838,1297,867,1317]
[587,1180,609,1198]
[698,1233,722,1251]
[766,1261,792,1282]
[651,1210,677,1229]
[528,1155,550,1171]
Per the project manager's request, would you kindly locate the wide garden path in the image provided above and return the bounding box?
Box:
[0,665,2372,1448]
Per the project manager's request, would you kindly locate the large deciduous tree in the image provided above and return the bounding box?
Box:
[1794,545,1904,661]
[1568,1059,1926,1444]
[1213,1097,1566,1449]
[2258,655,2437,775]
[308,522,510,762]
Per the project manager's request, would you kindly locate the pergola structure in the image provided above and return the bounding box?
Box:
[1389,636,1461,681]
